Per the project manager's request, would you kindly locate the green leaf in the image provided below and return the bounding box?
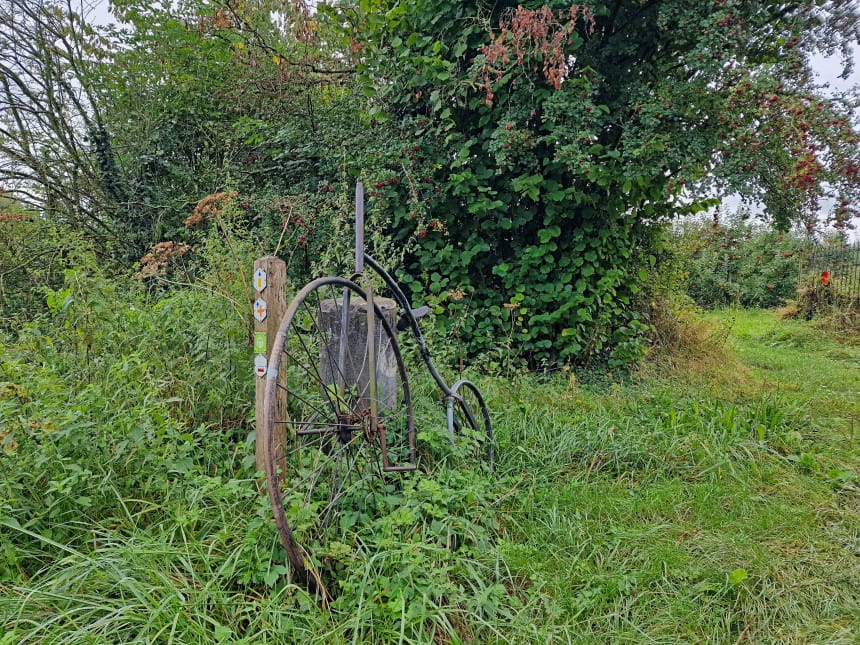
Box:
[728,568,748,585]
[538,226,561,243]
[214,625,233,642]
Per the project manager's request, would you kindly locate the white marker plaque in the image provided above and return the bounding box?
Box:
[253,268,267,292]
[254,354,268,377]
[253,298,268,322]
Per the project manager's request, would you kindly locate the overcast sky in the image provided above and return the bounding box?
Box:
[811,53,860,99]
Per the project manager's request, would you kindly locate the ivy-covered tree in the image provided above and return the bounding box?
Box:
[330,0,859,366]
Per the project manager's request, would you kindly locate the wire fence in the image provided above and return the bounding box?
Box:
[799,241,860,299]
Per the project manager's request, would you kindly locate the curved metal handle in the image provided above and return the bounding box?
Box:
[363,253,455,398]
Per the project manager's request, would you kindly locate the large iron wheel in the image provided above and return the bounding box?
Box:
[263,276,415,599]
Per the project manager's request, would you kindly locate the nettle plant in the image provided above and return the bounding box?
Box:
[327,0,860,368]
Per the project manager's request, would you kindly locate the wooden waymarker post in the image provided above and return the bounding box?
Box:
[253,256,287,477]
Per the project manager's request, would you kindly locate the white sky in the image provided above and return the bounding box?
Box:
[811,53,860,99]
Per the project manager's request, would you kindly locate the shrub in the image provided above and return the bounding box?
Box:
[792,275,860,337]
[678,217,805,308]
[0,205,84,331]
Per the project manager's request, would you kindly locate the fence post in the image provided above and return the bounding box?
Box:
[253,256,287,478]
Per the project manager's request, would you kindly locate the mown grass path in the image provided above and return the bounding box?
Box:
[489,309,859,643]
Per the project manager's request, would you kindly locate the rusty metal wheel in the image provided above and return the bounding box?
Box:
[448,379,494,471]
[263,276,415,599]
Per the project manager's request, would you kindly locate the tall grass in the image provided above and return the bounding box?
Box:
[2,249,858,642]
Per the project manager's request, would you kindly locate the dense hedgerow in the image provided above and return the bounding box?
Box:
[677,218,807,309]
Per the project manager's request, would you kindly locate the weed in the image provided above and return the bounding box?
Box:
[1,262,858,643]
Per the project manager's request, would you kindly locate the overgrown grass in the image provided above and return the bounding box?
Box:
[2,258,858,644]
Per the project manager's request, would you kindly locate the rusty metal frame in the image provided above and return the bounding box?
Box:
[263,182,494,603]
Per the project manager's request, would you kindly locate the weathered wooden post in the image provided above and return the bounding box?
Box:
[253,256,287,476]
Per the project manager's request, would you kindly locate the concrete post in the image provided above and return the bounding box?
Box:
[318,297,398,411]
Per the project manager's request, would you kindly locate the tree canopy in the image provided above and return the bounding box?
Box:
[340,0,859,363]
[1,0,858,364]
